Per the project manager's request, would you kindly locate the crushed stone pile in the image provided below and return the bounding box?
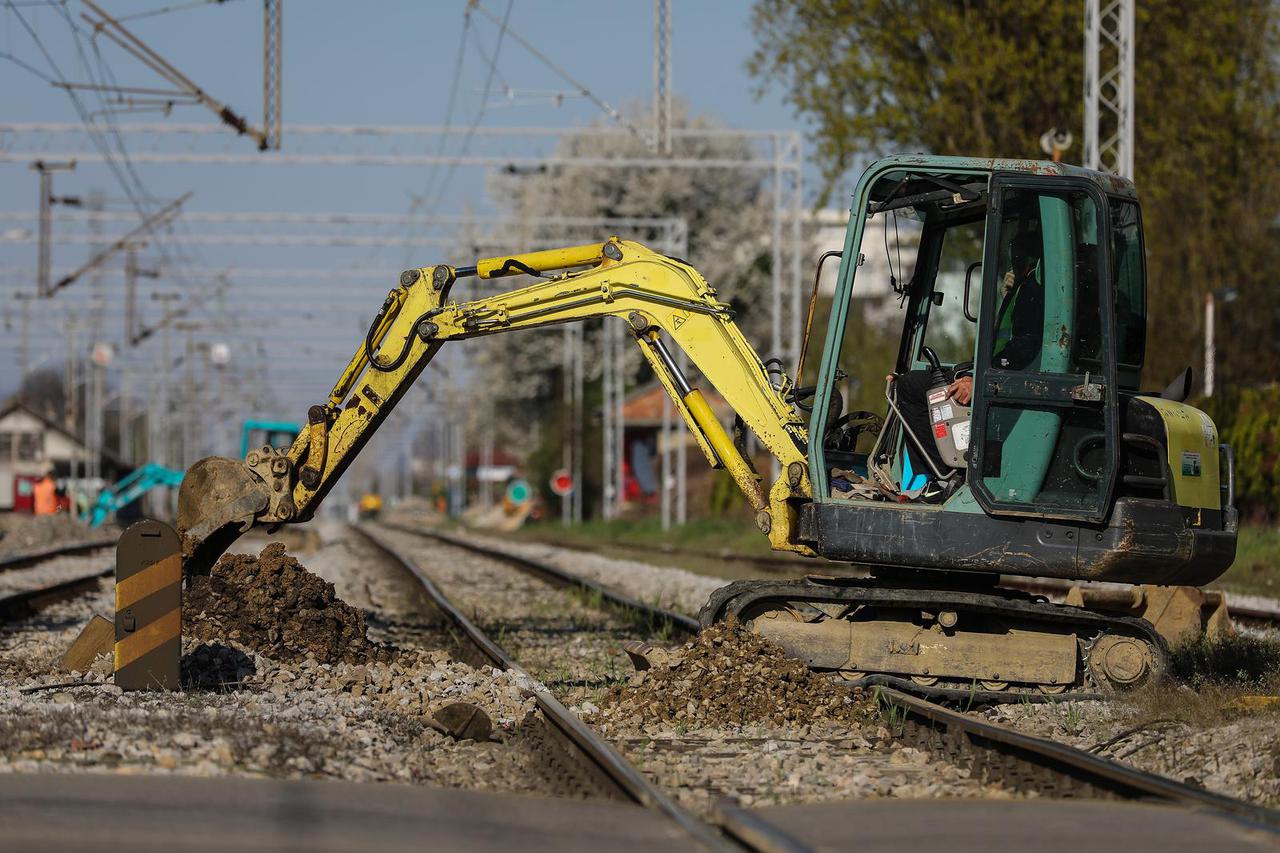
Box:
[186,542,394,665]
[0,513,104,556]
[596,621,872,732]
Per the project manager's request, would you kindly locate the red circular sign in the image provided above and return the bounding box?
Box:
[549,469,574,496]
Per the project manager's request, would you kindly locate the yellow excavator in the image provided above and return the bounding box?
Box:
[179,155,1237,701]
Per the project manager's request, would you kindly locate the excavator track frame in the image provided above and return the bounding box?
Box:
[699,577,1169,702]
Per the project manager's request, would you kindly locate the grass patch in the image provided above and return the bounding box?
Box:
[517,515,772,556]
[1170,632,1280,690]
[1214,526,1280,597]
[1116,633,1280,729]
[511,515,809,580]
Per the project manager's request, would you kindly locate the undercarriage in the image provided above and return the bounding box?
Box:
[699,575,1170,703]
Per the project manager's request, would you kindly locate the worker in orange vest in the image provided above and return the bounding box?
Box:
[33,468,57,516]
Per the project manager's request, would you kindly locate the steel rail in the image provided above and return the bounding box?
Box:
[0,567,112,620]
[877,687,1280,833]
[378,522,700,635]
[351,525,740,852]
[0,538,116,572]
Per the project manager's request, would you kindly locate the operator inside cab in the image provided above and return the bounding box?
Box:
[895,229,1044,502]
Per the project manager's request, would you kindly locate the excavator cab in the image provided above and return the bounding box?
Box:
[802,156,1236,588]
[700,156,1238,697]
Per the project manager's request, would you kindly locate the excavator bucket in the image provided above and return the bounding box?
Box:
[176,456,271,575]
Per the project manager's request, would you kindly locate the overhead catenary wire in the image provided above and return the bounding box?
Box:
[414,0,513,216]
[379,2,473,271]
[470,1,646,143]
[114,0,243,26]
[5,2,197,322]
[5,2,255,450]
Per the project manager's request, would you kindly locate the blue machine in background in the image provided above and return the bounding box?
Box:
[87,463,185,528]
[240,419,301,459]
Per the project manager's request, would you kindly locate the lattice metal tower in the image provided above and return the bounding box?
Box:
[263,0,283,151]
[653,0,672,155]
[1083,0,1134,177]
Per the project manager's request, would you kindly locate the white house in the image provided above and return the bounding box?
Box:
[0,400,129,511]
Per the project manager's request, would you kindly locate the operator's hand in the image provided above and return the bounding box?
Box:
[947,376,973,405]
[1002,269,1016,296]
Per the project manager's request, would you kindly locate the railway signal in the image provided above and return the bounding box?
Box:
[549,469,574,497]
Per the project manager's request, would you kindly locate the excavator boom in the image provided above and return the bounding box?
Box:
[178,238,813,573]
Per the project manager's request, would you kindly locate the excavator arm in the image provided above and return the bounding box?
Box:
[178,238,815,573]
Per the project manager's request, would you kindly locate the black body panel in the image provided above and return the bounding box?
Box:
[801,498,1236,586]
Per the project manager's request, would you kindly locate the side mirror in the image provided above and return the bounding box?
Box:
[963,261,982,323]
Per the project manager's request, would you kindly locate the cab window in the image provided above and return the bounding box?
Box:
[918,218,983,366]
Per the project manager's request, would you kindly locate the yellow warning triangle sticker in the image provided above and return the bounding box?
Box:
[671,312,688,330]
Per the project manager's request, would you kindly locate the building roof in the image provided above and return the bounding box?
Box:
[0,398,130,471]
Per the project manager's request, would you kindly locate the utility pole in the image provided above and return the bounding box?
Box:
[14,293,35,381]
[562,325,574,525]
[1204,287,1238,397]
[601,320,614,520]
[1084,0,1135,177]
[600,319,628,520]
[29,159,76,298]
[119,367,132,463]
[652,0,672,155]
[88,342,113,488]
[263,0,283,150]
[124,246,160,343]
[150,292,182,471]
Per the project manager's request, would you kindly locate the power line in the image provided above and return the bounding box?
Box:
[415,0,513,214]
[471,1,646,142]
[115,0,243,25]
[388,2,473,269]
[0,49,59,84]
[48,2,205,316]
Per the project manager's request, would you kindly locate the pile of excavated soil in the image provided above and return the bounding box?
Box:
[596,621,872,732]
[186,542,394,665]
[0,513,104,556]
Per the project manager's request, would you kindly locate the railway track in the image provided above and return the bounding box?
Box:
[0,540,114,621]
[4,525,1275,846]
[353,524,739,851]
[0,537,116,572]
[367,523,1280,845]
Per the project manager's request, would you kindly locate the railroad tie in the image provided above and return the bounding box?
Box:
[114,520,182,691]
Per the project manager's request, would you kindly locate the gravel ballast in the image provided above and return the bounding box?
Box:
[0,526,558,792]
[984,695,1280,806]
[0,514,112,559]
[368,523,1011,815]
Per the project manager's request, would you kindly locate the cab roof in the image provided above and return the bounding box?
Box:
[865,154,1139,200]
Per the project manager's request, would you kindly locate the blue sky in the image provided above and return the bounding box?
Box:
[2,1,804,214]
[0,1,820,459]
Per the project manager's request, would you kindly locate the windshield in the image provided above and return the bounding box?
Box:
[919,217,983,365]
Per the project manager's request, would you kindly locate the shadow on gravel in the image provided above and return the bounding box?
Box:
[181,643,256,691]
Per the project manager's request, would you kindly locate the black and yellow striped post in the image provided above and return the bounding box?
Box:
[114,519,182,690]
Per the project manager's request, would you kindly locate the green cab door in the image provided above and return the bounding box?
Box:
[968,175,1118,522]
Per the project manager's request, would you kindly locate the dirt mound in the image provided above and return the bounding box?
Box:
[598,621,872,731]
[0,513,103,556]
[186,543,393,665]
